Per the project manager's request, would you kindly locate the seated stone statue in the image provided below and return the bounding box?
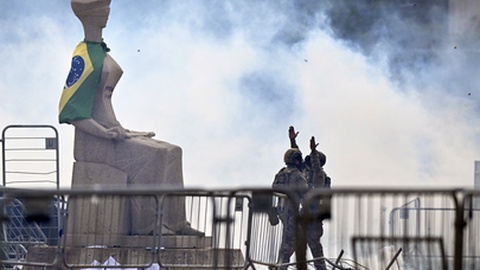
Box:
[59,0,202,236]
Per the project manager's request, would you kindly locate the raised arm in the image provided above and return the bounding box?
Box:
[309,136,326,188]
[288,126,299,149]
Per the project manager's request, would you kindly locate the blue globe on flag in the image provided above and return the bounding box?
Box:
[65,55,85,88]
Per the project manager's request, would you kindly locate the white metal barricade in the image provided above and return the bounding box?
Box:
[0,187,479,269]
[462,190,480,270]
[1,125,63,269]
[248,188,478,270]
[0,188,251,269]
[158,191,250,269]
[1,125,59,189]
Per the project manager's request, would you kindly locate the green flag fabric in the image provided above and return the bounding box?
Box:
[59,41,108,124]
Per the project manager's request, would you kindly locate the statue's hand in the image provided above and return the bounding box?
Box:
[107,126,128,140]
[145,131,155,138]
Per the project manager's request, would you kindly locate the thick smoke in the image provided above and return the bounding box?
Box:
[0,1,479,187]
[323,1,480,108]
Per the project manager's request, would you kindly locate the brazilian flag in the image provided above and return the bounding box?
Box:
[59,41,108,124]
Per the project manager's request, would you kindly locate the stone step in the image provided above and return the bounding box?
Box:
[23,246,245,270]
[65,234,212,249]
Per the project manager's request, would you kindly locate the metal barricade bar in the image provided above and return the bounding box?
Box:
[1,125,60,189]
[0,187,253,269]
[300,188,461,270]
[461,190,480,270]
[1,187,480,269]
[158,191,250,269]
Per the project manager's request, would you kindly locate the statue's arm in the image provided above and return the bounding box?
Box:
[71,118,128,140]
[125,129,155,138]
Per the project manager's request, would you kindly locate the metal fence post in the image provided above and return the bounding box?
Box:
[453,190,466,270]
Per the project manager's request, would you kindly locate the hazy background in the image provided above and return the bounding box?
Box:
[1,0,479,188]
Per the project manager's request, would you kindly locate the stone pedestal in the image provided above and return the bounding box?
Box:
[67,162,129,240]
[43,162,238,269]
[24,243,245,270]
[65,234,211,249]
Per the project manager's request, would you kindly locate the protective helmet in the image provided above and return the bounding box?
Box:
[318,151,327,167]
[283,148,303,165]
[305,151,327,168]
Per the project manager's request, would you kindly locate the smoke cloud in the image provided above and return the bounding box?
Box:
[0,0,479,188]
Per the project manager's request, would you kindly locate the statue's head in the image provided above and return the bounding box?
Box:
[71,0,111,28]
